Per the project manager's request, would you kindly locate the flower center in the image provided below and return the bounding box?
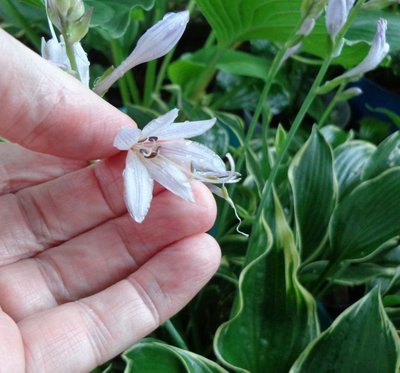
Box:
[135,136,161,159]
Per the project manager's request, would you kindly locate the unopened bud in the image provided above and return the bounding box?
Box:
[47,0,86,34]
[94,11,189,96]
[69,7,93,43]
[326,0,356,40]
[337,87,363,102]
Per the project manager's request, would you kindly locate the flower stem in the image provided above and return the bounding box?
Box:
[256,55,333,214]
[162,320,189,350]
[63,31,79,74]
[143,61,157,106]
[217,46,287,235]
[110,39,131,107]
[2,0,40,51]
[318,82,346,128]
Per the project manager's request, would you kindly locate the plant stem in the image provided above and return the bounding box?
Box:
[318,82,346,128]
[154,0,197,96]
[63,31,79,73]
[162,320,189,350]
[125,71,141,104]
[257,56,333,212]
[143,61,157,106]
[217,47,287,235]
[110,39,131,107]
[2,0,40,51]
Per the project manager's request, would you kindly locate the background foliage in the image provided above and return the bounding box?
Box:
[2,0,400,371]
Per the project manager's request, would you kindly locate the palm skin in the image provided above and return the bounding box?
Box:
[0,30,220,372]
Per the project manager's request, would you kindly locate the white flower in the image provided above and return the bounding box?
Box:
[326,0,356,40]
[41,36,90,86]
[114,109,240,223]
[42,0,90,86]
[340,18,389,79]
[94,11,190,96]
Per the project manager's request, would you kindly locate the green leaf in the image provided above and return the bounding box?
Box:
[123,339,227,372]
[334,140,376,199]
[329,168,400,261]
[215,193,319,373]
[320,125,353,149]
[289,127,337,261]
[289,288,400,373]
[366,106,400,130]
[300,261,396,286]
[359,116,392,144]
[86,0,155,39]
[362,131,400,180]
[168,48,271,97]
[196,0,400,66]
[245,147,265,196]
[195,0,301,47]
[18,0,43,7]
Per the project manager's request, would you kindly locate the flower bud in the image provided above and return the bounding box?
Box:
[337,87,363,102]
[94,11,190,96]
[325,0,356,40]
[69,7,93,43]
[318,19,389,94]
[47,0,86,34]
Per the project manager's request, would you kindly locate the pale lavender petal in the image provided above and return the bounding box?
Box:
[123,11,189,69]
[41,37,69,69]
[124,151,154,223]
[160,140,226,172]
[142,155,194,202]
[142,108,179,138]
[93,12,189,96]
[73,42,90,87]
[41,36,90,87]
[326,0,348,39]
[156,118,217,140]
[342,18,389,78]
[114,128,142,150]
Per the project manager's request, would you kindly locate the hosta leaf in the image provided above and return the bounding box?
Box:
[215,193,319,373]
[289,127,337,261]
[289,288,400,373]
[329,167,400,261]
[86,0,155,39]
[195,0,400,66]
[334,140,376,199]
[320,125,353,149]
[195,0,301,47]
[168,47,271,97]
[362,131,400,180]
[123,339,227,372]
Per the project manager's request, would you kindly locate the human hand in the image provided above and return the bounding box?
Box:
[0,29,220,372]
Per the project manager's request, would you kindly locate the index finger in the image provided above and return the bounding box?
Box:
[0,29,135,160]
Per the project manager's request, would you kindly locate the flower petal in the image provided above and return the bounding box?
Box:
[142,108,179,138]
[156,118,217,140]
[124,151,154,223]
[142,155,194,202]
[114,128,142,150]
[342,18,389,78]
[73,42,90,87]
[160,140,226,172]
[93,12,189,95]
[123,11,189,69]
[326,0,349,40]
